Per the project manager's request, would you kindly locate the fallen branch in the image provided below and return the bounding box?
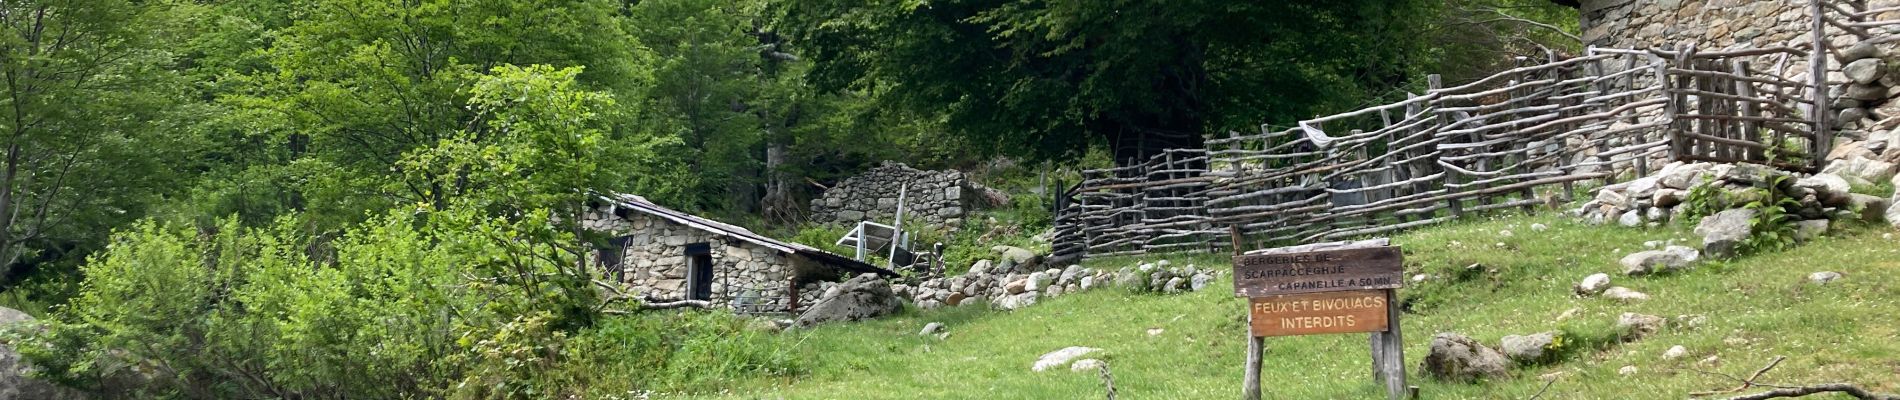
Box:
[1686,356,1900,400]
[1528,377,1557,400]
[1724,384,1900,400]
[1099,362,1116,400]
[1690,356,1786,397]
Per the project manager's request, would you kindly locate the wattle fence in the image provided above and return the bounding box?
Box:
[1050,45,1829,261]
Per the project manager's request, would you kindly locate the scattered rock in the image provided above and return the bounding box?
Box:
[1500,332,1559,364]
[1069,358,1105,372]
[1619,248,1697,276]
[1498,229,1514,238]
[1189,274,1212,291]
[1576,273,1612,296]
[1699,355,1721,366]
[1530,223,1549,232]
[1032,346,1101,372]
[1604,287,1650,301]
[1809,271,1844,285]
[1146,328,1164,336]
[1616,313,1665,342]
[920,322,945,336]
[1618,365,1639,376]
[796,274,904,327]
[1423,333,1511,382]
[1662,345,1688,360]
[1695,208,1758,259]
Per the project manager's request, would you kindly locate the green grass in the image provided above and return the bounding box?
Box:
[681,214,1900,399]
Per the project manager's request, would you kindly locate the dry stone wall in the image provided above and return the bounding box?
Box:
[811,162,973,229]
[582,208,796,310]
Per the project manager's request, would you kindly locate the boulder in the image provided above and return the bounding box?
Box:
[1888,199,1900,228]
[1845,58,1887,84]
[992,291,1039,310]
[1662,345,1689,360]
[0,307,87,400]
[1070,358,1105,372]
[1695,208,1757,259]
[1189,274,1212,292]
[1659,163,1713,189]
[1162,277,1185,294]
[920,322,945,335]
[1603,286,1650,302]
[968,260,994,276]
[1841,41,1884,62]
[992,246,1040,270]
[1576,273,1612,296]
[1500,332,1559,364]
[1654,189,1686,208]
[1795,174,1853,207]
[1422,333,1511,382]
[795,274,903,327]
[1847,83,1889,102]
[1847,194,1890,222]
[1618,210,1644,227]
[1616,312,1666,342]
[1822,156,1899,184]
[1809,271,1844,285]
[1058,265,1084,286]
[1794,220,1830,242]
[1620,249,1696,276]
[1530,223,1549,232]
[1840,108,1871,127]
[1026,272,1049,292]
[1031,346,1101,372]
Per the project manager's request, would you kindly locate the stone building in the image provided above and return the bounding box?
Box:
[584,193,896,313]
[810,162,979,229]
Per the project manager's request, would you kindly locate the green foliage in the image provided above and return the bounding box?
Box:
[1738,176,1803,255]
[1677,183,1736,224]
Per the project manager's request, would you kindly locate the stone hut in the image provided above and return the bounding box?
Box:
[585,193,897,313]
[810,162,979,229]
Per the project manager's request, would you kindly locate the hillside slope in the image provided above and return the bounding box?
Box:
[698,215,1900,399]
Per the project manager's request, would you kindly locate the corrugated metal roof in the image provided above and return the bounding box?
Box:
[598,193,899,277]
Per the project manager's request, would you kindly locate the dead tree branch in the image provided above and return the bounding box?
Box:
[1528,377,1557,400]
[1098,362,1116,400]
[1686,356,1900,400]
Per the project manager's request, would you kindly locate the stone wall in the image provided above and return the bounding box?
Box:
[1578,0,1900,138]
[582,208,798,310]
[810,162,973,229]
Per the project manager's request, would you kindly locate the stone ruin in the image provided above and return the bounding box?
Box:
[810,162,984,229]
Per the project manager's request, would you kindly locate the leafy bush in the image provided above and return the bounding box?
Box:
[1738,176,1803,254]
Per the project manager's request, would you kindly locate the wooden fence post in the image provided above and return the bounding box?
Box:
[1810,0,1832,171]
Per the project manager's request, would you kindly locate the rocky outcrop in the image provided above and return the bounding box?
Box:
[0,307,86,400]
[795,274,903,327]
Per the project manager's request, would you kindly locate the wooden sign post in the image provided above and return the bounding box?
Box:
[1233,237,1408,400]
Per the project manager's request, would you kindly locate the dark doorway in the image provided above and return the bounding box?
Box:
[686,243,713,301]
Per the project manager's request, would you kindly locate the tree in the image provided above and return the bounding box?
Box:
[0,1,191,284]
[778,0,1441,165]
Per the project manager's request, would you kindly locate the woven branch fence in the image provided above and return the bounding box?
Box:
[1051,46,1827,261]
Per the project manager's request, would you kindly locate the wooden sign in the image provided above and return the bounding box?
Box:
[1228,232,1411,400]
[1232,246,1403,297]
[1248,289,1389,337]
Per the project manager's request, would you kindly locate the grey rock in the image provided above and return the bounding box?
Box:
[1841,41,1884,61]
[968,260,994,276]
[796,274,904,327]
[1530,223,1549,232]
[1797,174,1853,207]
[920,322,945,335]
[1620,249,1695,276]
[1662,345,1689,360]
[1887,198,1900,229]
[1026,272,1049,292]
[1423,333,1511,382]
[1695,208,1758,259]
[1069,358,1105,372]
[1809,271,1844,285]
[1031,346,1101,372]
[1163,277,1185,294]
[1059,265,1083,286]
[993,246,1039,269]
[1500,332,1559,364]
[1848,83,1889,101]
[1659,163,1713,189]
[1847,194,1891,222]
[1840,108,1871,128]
[1619,210,1645,227]
[1603,286,1650,302]
[1616,312,1666,342]
[1654,188,1686,208]
[1190,274,1212,292]
[1576,273,1612,295]
[1823,157,1900,184]
[1079,276,1096,291]
[1794,220,1830,242]
[0,307,83,400]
